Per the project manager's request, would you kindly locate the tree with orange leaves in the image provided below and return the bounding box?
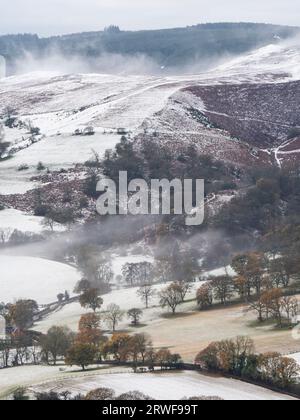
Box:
[77,313,103,348]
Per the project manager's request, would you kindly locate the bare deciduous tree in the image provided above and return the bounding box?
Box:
[137,285,156,308]
[159,283,183,314]
[104,304,124,332]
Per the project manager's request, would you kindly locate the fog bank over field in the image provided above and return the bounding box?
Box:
[12,49,236,77]
[13,51,162,76]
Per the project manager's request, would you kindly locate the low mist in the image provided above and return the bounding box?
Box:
[10,48,235,77]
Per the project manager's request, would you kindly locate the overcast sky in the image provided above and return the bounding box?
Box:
[1,0,299,36]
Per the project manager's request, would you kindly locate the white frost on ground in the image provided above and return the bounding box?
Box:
[287,352,300,365]
[34,278,205,333]
[0,256,81,304]
[0,133,120,195]
[0,363,101,398]
[30,370,295,401]
[203,266,236,278]
[0,365,64,398]
[34,262,233,332]
[33,258,235,334]
[0,209,44,234]
[1,133,121,170]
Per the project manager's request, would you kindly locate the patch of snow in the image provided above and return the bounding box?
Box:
[286,352,300,365]
[203,266,236,278]
[0,256,81,304]
[0,209,44,234]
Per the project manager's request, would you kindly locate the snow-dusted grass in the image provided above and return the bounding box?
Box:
[29,370,295,401]
[0,166,37,195]
[203,266,236,278]
[0,73,181,136]
[0,365,64,398]
[0,364,112,399]
[0,209,45,234]
[33,263,234,334]
[1,133,120,171]
[34,279,204,333]
[214,42,300,82]
[0,132,120,194]
[287,352,300,365]
[0,256,80,304]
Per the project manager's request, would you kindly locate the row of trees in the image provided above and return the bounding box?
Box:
[39,313,182,372]
[196,336,300,389]
[14,387,223,401]
[78,283,192,333]
[249,289,298,327]
[122,262,154,286]
[0,330,41,368]
[196,252,300,328]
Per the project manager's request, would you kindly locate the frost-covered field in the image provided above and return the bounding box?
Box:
[34,278,205,333]
[0,364,112,399]
[0,256,80,304]
[0,132,120,195]
[0,209,44,234]
[32,264,234,333]
[29,370,295,401]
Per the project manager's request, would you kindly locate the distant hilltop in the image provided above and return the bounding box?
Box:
[0,22,299,75]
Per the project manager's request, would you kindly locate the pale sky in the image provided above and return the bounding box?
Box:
[0,0,299,36]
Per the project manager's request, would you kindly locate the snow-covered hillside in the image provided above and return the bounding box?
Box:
[214,41,300,82]
[1,40,300,234]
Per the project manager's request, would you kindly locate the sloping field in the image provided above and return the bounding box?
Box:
[0,256,80,304]
[139,303,300,362]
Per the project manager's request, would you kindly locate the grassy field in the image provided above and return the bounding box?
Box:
[34,285,300,363]
[137,301,300,362]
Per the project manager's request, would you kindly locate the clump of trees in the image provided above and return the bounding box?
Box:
[65,313,105,370]
[122,261,154,287]
[196,251,300,329]
[0,122,10,159]
[2,107,18,128]
[39,326,74,365]
[196,284,213,310]
[249,289,298,327]
[75,248,113,294]
[0,330,41,367]
[103,332,182,371]
[159,281,191,314]
[35,391,83,400]
[195,336,300,390]
[65,342,97,371]
[79,288,104,313]
[7,300,39,330]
